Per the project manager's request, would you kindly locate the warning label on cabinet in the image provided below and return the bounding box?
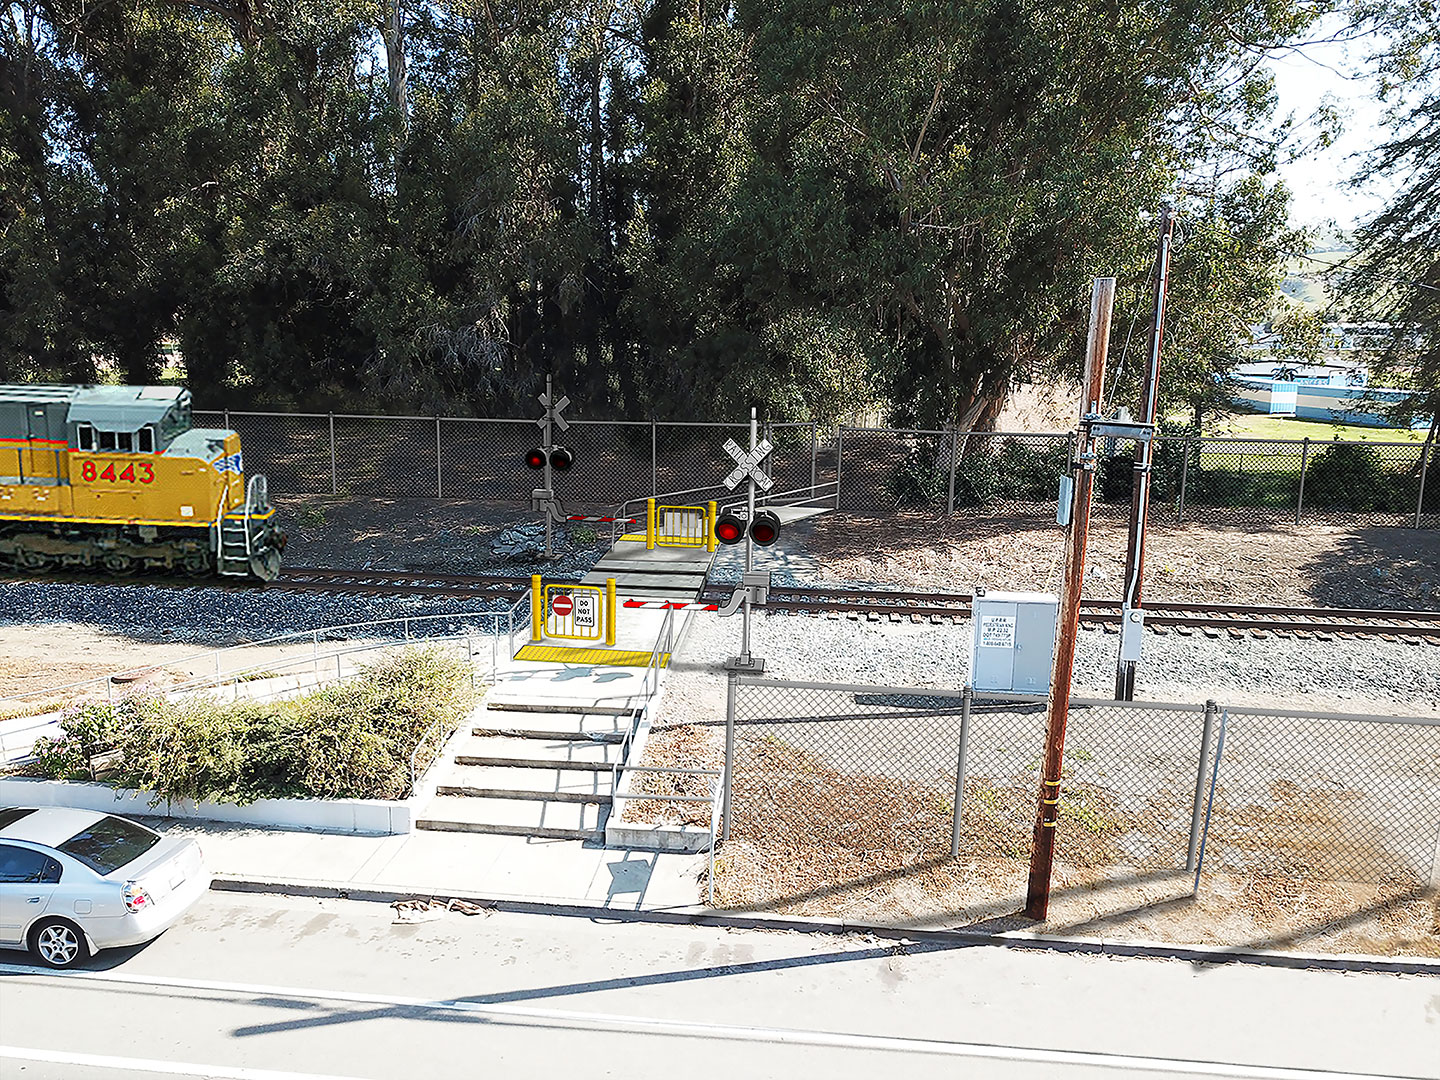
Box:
[979,615,1016,649]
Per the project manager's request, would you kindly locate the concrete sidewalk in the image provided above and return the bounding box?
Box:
[155,817,712,911]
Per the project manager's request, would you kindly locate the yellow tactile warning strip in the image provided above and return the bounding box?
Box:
[514,644,670,668]
[617,533,647,543]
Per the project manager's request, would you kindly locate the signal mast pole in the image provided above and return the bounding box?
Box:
[1025,277,1115,921]
[1115,206,1178,700]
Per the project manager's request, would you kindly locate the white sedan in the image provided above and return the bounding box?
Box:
[0,806,210,968]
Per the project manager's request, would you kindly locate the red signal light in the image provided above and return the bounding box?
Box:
[524,448,546,470]
[714,512,745,545]
[549,446,575,472]
[750,510,781,546]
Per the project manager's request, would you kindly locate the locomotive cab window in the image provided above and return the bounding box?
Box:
[137,427,154,453]
[99,430,116,451]
[115,432,133,452]
[77,424,95,451]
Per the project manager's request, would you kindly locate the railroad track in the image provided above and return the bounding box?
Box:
[270,567,532,600]
[694,584,1440,642]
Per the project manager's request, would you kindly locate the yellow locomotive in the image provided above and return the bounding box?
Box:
[0,384,285,580]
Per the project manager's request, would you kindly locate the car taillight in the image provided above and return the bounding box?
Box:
[123,881,153,913]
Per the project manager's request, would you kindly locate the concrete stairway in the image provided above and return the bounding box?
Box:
[416,702,638,841]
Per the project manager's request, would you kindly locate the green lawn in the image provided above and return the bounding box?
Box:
[1203,413,1427,443]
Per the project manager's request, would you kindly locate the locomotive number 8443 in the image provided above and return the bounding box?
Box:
[0,384,286,580]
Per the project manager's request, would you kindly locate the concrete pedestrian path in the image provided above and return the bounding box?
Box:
[157,818,709,911]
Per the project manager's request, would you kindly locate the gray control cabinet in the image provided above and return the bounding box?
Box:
[970,591,1059,694]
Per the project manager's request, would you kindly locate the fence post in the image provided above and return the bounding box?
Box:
[1417,438,1433,529]
[950,684,973,857]
[834,426,844,510]
[223,408,231,432]
[1295,437,1311,524]
[722,671,737,841]
[328,413,338,496]
[435,417,443,498]
[810,422,818,493]
[1186,699,1218,871]
[1192,706,1229,896]
[946,426,960,516]
[651,419,658,499]
[1177,439,1192,521]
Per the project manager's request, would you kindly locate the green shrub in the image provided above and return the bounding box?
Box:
[1304,441,1408,512]
[887,441,947,507]
[26,647,475,804]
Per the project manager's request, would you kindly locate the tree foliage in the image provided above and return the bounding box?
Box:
[0,0,1317,421]
[1347,1,1440,432]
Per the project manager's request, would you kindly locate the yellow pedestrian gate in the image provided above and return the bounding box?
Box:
[531,576,616,646]
[646,499,717,551]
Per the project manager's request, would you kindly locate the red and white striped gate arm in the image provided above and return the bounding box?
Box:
[622,599,720,611]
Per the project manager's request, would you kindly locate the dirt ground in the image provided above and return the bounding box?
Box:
[794,511,1440,609]
[0,624,381,715]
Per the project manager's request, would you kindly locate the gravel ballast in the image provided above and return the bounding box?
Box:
[0,582,519,646]
[660,609,1440,718]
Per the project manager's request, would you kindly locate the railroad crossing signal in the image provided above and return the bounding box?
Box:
[528,376,577,555]
[722,437,774,492]
[536,390,571,432]
[713,508,780,547]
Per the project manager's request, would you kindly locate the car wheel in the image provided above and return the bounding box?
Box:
[30,918,90,969]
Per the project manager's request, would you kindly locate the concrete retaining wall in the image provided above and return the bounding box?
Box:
[0,777,412,836]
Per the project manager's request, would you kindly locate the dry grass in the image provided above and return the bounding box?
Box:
[620,725,723,827]
[697,730,1440,956]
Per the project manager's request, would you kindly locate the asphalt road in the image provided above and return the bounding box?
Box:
[0,891,1435,1080]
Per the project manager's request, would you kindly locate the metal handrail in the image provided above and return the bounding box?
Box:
[720,478,838,515]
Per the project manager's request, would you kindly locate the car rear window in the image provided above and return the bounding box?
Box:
[58,816,160,874]
[0,808,38,831]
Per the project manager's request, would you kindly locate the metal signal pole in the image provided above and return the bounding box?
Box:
[543,374,554,558]
[1025,277,1116,921]
[1115,206,1178,701]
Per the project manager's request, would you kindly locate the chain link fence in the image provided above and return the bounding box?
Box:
[830,426,1436,527]
[194,408,1436,528]
[720,677,1440,913]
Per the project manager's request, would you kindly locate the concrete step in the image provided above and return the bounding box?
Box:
[431,763,615,795]
[415,819,601,841]
[419,792,605,832]
[454,754,614,771]
[454,735,621,763]
[472,726,624,743]
[435,785,611,805]
[484,701,639,717]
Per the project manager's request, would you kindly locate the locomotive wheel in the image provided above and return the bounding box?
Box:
[17,549,53,572]
[102,553,136,575]
[181,552,212,577]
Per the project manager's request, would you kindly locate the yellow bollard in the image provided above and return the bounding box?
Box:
[530,574,543,642]
[707,500,718,553]
[605,578,616,647]
[646,498,656,550]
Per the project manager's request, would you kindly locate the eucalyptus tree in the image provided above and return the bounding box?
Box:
[1348,2,1440,435]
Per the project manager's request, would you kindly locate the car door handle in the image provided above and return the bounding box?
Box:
[27,897,43,903]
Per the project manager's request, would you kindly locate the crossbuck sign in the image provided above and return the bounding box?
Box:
[722,437,774,492]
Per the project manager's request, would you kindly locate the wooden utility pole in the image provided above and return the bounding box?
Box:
[1024,277,1116,922]
[1115,206,1178,700]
